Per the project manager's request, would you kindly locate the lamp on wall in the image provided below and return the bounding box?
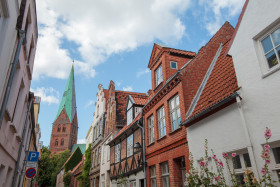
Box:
[134,142,142,150]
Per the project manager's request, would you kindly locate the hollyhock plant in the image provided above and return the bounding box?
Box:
[264,128,272,139]
[232,153,236,157]
[222,152,228,158]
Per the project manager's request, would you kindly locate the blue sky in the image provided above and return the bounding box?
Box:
[31,0,245,146]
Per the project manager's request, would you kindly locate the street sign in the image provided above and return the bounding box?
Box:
[25,167,36,178]
[27,151,39,162]
[26,161,37,168]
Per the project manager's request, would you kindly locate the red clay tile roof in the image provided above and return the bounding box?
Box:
[115,91,147,126]
[187,41,239,120]
[131,94,148,105]
[111,113,141,142]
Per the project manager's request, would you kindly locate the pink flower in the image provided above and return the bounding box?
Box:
[222,152,228,158]
[265,160,270,164]
[264,144,270,151]
[261,168,267,175]
[264,128,272,139]
[232,153,237,157]
[214,176,219,181]
[200,161,205,167]
[215,158,218,162]
[263,151,269,158]
[218,161,224,167]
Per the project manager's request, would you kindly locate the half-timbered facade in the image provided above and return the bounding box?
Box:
[108,93,148,187]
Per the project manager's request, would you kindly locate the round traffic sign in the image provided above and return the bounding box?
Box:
[25,167,36,178]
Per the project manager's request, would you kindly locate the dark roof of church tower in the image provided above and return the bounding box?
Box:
[55,65,77,122]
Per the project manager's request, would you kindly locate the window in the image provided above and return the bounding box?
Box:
[161,162,169,187]
[169,95,181,131]
[272,147,280,164]
[170,61,178,69]
[155,65,163,86]
[150,165,157,187]
[230,152,252,185]
[98,147,101,164]
[107,145,110,161]
[128,181,136,187]
[61,139,64,146]
[271,145,280,181]
[101,174,105,187]
[127,134,133,157]
[157,106,166,138]
[102,146,106,164]
[115,143,121,163]
[260,27,280,69]
[55,139,58,146]
[62,126,66,132]
[57,125,61,132]
[0,165,5,183]
[127,107,133,125]
[92,151,95,167]
[148,115,155,144]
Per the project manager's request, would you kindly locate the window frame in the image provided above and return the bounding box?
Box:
[254,19,280,77]
[155,64,163,86]
[160,162,170,187]
[115,143,121,163]
[157,106,166,138]
[170,61,178,69]
[127,134,134,157]
[148,115,155,144]
[169,94,181,131]
[127,107,133,125]
[150,165,157,187]
[267,141,280,181]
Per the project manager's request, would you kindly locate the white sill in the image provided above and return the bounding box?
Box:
[262,65,280,78]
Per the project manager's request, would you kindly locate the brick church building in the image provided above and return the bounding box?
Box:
[49,66,78,154]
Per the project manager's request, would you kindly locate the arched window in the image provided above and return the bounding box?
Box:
[62,125,66,132]
[55,139,58,146]
[61,139,64,146]
[57,125,61,132]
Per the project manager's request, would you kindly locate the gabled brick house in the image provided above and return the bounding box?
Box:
[108,93,148,187]
[143,22,235,187]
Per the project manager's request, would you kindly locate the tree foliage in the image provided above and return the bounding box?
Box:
[77,144,92,187]
[64,147,83,172]
[63,171,72,187]
[36,146,71,187]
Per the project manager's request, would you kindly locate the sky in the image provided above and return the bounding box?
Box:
[31,0,245,146]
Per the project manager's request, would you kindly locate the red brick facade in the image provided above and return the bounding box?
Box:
[49,108,78,154]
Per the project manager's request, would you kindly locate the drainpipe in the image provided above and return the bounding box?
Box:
[0,29,25,128]
[11,92,34,187]
[136,114,146,187]
[236,95,260,179]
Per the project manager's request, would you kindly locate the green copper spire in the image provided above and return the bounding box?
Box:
[55,65,77,122]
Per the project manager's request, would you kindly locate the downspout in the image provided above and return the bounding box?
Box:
[11,92,34,187]
[0,29,25,128]
[136,114,146,187]
[236,95,260,179]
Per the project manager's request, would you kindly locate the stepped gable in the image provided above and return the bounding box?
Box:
[186,41,239,123]
[179,21,235,113]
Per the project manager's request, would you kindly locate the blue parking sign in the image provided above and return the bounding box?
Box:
[27,151,39,162]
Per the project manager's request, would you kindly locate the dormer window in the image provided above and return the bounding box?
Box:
[155,65,163,86]
[170,61,178,69]
[127,97,133,125]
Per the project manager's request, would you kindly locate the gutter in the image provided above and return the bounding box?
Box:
[182,92,239,126]
[0,30,25,127]
[136,114,146,187]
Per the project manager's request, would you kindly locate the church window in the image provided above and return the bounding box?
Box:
[55,139,58,146]
[57,125,61,132]
[61,139,64,146]
[63,126,66,132]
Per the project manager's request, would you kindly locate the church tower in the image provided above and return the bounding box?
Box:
[49,66,78,154]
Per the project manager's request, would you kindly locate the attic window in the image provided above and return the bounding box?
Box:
[170,61,178,69]
[155,65,163,86]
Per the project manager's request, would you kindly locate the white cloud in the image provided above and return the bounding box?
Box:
[198,0,244,35]
[31,87,59,105]
[123,86,133,92]
[84,100,95,109]
[77,139,87,144]
[136,68,150,78]
[34,0,191,80]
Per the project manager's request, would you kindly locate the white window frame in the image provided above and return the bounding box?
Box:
[127,134,134,157]
[92,151,95,168]
[155,65,163,86]
[127,107,133,125]
[161,162,170,187]
[169,94,181,131]
[170,61,178,69]
[101,174,105,187]
[115,143,121,163]
[157,106,166,138]
[267,141,280,181]
[254,20,280,77]
[148,115,155,144]
[150,165,157,187]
